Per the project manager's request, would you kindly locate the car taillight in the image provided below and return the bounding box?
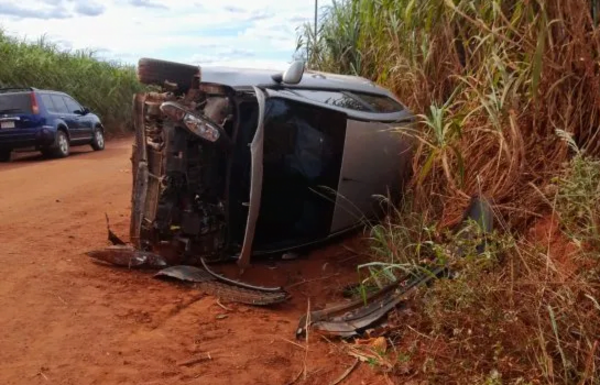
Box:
[30,92,39,114]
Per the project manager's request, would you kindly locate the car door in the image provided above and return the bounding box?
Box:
[62,96,92,142]
[49,95,80,140]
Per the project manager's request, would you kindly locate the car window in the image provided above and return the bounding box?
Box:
[290,90,370,112]
[0,92,33,114]
[254,98,347,249]
[50,95,69,114]
[40,94,56,112]
[349,92,404,113]
[63,97,82,114]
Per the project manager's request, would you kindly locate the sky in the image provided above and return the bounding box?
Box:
[0,0,331,70]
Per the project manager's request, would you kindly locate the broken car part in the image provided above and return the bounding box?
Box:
[155,264,289,306]
[296,266,446,339]
[154,265,214,283]
[298,196,495,338]
[86,245,168,268]
[105,213,126,246]
[159,101,226,143]
[236,86,266,271]
[200,257,284,293]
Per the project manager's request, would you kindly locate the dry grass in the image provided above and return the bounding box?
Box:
[299,1,600,383]
[300,0,600,229]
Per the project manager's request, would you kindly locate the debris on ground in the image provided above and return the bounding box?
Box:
[154,265,214,283]
[105,213,126,246]
[153,263,290,306]
[296,196,494,339]
[88,213,289,306]
[86,245,168,268]
[296,265,446,339]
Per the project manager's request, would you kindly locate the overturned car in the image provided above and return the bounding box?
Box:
[91,58,416,305]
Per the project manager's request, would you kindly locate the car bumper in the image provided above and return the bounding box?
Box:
[0,127,56,150]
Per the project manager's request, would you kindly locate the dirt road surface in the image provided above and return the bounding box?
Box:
[0,139,385,385]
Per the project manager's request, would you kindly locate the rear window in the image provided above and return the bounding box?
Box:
[288,89,404,113]
[350,92,404,113]
[0,92,33,114]
[290,90,370,112]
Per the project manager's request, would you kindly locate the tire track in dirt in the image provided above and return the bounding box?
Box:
[0,138,382,385]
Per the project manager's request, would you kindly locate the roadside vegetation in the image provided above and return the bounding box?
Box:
[299,0,600,383]
[0,29,143,134]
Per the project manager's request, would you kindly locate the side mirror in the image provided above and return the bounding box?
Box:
[272,60,305,85]
[80,107,90,115]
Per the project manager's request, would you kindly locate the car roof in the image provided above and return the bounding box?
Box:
[198,66,415,122]
[37,90,69,96]
[200,66,395,97]
[0,88,75,97]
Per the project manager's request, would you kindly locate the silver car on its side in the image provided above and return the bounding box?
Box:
[128,59,416,270]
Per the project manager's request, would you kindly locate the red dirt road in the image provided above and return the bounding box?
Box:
[0,139,384,385]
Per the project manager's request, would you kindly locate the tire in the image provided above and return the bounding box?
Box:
[137,58,199,91]
[46,130,70,158]
[91,127,105,151]
[0,150,11,162]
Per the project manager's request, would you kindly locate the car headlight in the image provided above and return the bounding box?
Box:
[159,101,221,143]
[183,113,220,142]
[159,102,187,121]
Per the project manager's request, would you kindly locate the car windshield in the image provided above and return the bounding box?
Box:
[0,92,33,114]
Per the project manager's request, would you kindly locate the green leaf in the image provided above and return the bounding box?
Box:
[418,149,438,185]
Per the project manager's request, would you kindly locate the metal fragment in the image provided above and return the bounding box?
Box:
[105,213,126,246]
[86,245,168,268]
[201,257,284,293]
[198,280,289,306]
[155,265,215,283]
[154,262,290,306]
[297,266,446,339]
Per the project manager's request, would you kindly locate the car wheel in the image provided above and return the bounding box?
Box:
[0,150,11,162]
[137,57,199,92]
[49,130,70,158]
[91,127,105,151]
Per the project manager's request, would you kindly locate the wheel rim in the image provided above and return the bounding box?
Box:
[96,130,104,148]
[58,133,68,154]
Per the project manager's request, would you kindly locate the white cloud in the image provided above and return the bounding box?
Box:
[0,0,331,69]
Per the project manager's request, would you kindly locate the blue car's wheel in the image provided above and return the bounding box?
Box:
[91,128,105,151]
[43,131,70,159]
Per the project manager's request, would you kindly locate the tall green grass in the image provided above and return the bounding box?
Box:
[0,30,143,134]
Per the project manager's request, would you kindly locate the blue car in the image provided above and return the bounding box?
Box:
[0,87,105,161]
